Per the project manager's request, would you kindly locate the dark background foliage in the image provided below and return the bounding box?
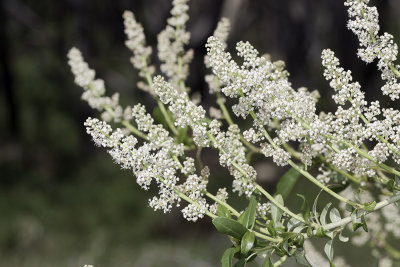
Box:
[0,0,399,266]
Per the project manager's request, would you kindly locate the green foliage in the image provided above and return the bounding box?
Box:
[212,217,248,240]
[276,167,300,200]
[238,192,259,229]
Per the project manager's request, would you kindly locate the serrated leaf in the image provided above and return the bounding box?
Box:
[241,231,255,256]
[213,217,248,240]
[221,247,241,267]
[329,207,341,223]
[271,194,284,227]
[320,202,332,226]
[324,240,335,267]
[295,249,315,267]
[239,194,258,229]
[217,204,232,218]
[276,167,300,200]
[297,194,310,220]
[363,201,376,212]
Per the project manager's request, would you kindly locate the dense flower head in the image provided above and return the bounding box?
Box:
[345,0,400,100]
[67,47,128,123]
[123,10,155,82]
[157,0,193,91]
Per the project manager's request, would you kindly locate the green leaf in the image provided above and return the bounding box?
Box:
[387,180,395,192]
[221,247,241,267]
[312,190,324,224]
[345,203,354,213]
[271,194,284,227]
[241,231,255,256]
[361,214,368,232]
[276,167,300,200]
[152,107,168,128]
[239,194,258,229]
[176,126,188,144]
[295,249,314,267]
[324,239,335,267]
[315,227,330,239]
[320,202,332,226]
[233,258,246,267]
[352,222,363,231]
[217,204,232,218]
[266,221,276,237]
[262,257,273,267]
[329,207,341,223]
[213,217,248,240]
[297,194,310,220]
[293,234,305,247]
[350,210,364,232]
[363,201,376,212]
[339,232,349,242]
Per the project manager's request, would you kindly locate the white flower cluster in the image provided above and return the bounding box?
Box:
[123,11,155,93]
[206,36,315,167]
[322,49,366,107]
[84,106,210,221]
[205,18,231,94]
[209,188,229,214]
[153,75,209,147]
[320,49,400,173]
[345,0,400,100]
[157,0,193,91]
[209,120,257,196]
[154,75,257,196]
[67,48,128,123]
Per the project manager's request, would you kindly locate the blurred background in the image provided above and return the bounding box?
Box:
[1,0,400,266]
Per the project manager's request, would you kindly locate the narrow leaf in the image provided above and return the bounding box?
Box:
[297,194,310,220]
[295,249,315,267]
[315,227,330,239]
[312,190,324,224]
[387,180,395,192]
[320,202,332,226]
[361,214,368,232]
[329,207,341,223]
[276,167,300,200]
[241,231,255,256]
[221,247,240,267]
[240,194,258,229]
[363,201,376,212]
[262,257,273,267]
[324,240,335,267]
[213,217,248,240]
[339,232,349,242]
[233,258,246,267]
[217,204,232,218]
[271,194,284,227]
